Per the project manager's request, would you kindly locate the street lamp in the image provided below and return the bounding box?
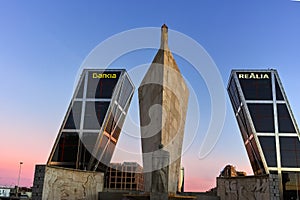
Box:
[17,162,23,197]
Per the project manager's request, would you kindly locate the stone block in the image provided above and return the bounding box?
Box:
[41,166,104,200]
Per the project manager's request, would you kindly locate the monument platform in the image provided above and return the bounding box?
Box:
[123,193,196,200]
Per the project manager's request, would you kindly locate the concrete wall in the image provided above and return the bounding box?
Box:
[217,174,280,200]
[41,166,104,200]
[32,165,46,200]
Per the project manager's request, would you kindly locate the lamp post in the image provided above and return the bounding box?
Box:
[17,162,23,197]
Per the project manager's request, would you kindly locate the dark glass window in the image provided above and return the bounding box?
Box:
[282,172,300,200]
[238,108,247,131]
[79,132,98,169]
[237,107,253,141]
[105,112,115,134]
[280,137,300,168]
[111,113,125,141]
[258,136,277,167]
[86,71,120,99]
[84,102,110,129]
[64,102,82,129]
[228,78,241,113]
[76,76,85,98]
[112,124,122,141]
[237,72,272,100]
[245,142,261,175]
[248,103,275,133]
[81,132,98,152]
[243,108,254,136]
[105,105,120,134]
[118,76,134,108]
[250,139,266,174]
[275,77,284,100]
[51,132,79,164]
[277,104,296,133]
[236,115,248,142]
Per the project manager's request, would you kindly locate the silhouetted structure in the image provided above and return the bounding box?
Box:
[219,165,246,178]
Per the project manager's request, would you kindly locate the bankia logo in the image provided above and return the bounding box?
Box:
[92,73,117,79]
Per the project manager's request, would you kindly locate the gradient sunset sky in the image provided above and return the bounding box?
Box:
[1,0,300,192]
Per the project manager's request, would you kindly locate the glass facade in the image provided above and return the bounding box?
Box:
[228,69,300,199]
[237,72,272,100]
[47,69,134,172]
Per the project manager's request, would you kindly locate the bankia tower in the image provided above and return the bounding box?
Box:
[228,69,300,199]
[47,69,134,172]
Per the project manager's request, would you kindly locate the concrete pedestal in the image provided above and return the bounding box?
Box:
[150,192,168,200]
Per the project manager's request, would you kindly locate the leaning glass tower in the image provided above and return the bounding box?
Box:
[228,69,300,199]
[47,69,134,172]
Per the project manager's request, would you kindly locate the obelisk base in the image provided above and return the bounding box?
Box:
[150,192,168,200]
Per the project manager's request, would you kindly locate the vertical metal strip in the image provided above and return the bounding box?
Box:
[80,70,88,136]
[272,70,283,199]
[76,70,89,169]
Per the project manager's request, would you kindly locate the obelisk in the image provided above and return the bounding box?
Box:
[138,24,189,195]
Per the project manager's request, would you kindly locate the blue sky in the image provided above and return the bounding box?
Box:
[0,0,300,191]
